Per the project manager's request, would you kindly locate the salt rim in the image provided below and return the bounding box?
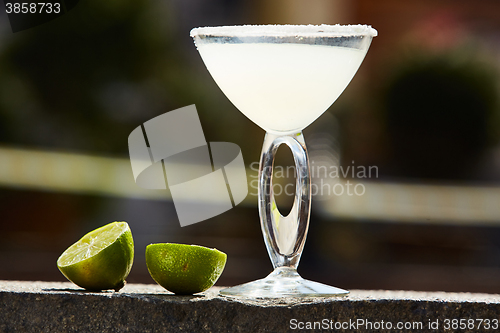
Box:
[190,24,377,38]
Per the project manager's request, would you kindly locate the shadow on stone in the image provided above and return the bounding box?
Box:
[122,292,206,302]
[43,287,208,300]
[42,288,115,293]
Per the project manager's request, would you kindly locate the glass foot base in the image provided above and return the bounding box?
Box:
[219,267,349,298]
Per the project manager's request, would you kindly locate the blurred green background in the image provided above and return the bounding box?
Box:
[1,0,500,293]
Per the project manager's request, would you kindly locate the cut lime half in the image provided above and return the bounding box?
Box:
[57,221,134,291]
[146,243,226,295]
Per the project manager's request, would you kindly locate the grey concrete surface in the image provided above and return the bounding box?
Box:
[1,280,500,332]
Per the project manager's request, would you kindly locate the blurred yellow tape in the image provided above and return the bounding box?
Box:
[1,146,499,224]
[318,180,500,225]
[0,146,169,200]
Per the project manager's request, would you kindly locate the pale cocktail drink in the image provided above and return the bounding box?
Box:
[191,25,377,297]
[196,43,367,134]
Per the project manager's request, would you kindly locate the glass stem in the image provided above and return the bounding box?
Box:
[258,132,311,270]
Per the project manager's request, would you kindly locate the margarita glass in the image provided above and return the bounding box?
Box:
[191,24,377,297]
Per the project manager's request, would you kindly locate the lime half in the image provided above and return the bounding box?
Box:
[57,221,134,291]
[146,243,227,295]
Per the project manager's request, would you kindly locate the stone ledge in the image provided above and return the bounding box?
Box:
[1,280,500,332]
